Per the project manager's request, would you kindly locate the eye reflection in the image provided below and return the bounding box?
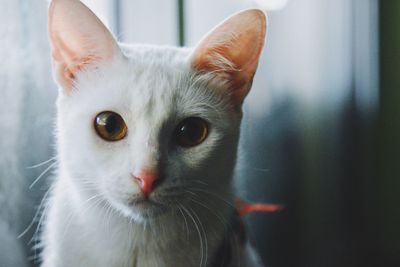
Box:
[174,117,208,147]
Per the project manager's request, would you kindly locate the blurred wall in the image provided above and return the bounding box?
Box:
[0,1,56,266]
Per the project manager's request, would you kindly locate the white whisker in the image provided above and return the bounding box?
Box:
[18,186,52,239]
[188,187,235,209]
[187,195,228,228]
[177,204,190,242]
[26,157,57,169]
[29,162,57,189]
[181,205,205,267]
[189,206,208,267]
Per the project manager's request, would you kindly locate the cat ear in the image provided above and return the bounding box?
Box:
[190,9,266,105]
[48,0,121,90]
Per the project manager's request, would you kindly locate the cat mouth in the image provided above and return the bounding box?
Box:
[123,191,187,220]
[129,198,164,209]
[127,198,169,218]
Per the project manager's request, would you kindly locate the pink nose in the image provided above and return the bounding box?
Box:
[132,171,160,197]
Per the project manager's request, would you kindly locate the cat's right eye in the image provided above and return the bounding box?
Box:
[94,111,127,141]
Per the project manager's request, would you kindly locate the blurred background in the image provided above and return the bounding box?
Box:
[0,0,399,266]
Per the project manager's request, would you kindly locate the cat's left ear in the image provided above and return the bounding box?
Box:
[190,9,266,106]
[48,0,121,91]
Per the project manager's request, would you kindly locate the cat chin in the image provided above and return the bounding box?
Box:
[109,198,170,224]
[126,206,170,224]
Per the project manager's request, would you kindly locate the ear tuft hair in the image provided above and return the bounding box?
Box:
[48,0,121,91]
[191,9,267,105]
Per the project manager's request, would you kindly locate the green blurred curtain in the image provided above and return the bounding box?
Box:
[377,0,400,265]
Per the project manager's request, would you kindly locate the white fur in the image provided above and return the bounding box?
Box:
[41,3,266,266]
[40,44,254,267]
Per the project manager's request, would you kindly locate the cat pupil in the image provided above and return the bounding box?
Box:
[105,115,118,134]
[181,122,200,140]
[175,117,208,147]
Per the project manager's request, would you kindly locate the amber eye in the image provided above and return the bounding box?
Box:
[174,117,209,147]
[94,111,127,141]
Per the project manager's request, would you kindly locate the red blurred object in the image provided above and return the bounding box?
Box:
[235,197,283,217]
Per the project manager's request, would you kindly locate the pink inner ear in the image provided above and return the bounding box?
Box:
[51,32,100,80]
[48,0,119,90]
[191,9,266,104]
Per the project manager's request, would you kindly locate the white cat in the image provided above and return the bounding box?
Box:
[41,0,267,266]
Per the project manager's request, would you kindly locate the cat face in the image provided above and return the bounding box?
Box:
[49,0,266,222]
[57,49,239,221]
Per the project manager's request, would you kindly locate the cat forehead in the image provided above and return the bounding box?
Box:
[66,45,229,124]
[121,44,191,66]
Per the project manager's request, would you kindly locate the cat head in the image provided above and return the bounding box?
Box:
[48,0,266,222]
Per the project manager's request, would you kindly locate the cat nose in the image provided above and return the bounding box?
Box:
[132,170,160,197]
